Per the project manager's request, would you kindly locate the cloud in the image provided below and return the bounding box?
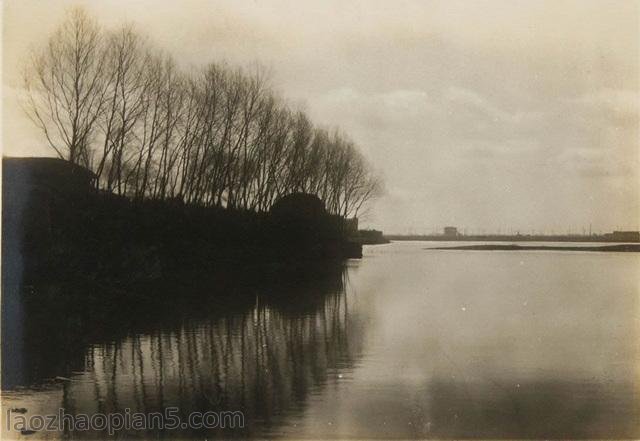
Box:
[572,89,638,113]
[563,89,639,129]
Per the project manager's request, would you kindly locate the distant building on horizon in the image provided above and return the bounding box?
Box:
[344,217,359,235]
[604,231,640,242]
[443,226,459,237]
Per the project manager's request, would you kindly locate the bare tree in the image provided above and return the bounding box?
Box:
[99,26,152,195]
[23,7,108,166]
[23,7,382,218]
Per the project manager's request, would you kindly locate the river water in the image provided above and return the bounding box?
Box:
[2,241,639,439]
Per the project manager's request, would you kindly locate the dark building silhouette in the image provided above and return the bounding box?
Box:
[270,193,328,221]
[443,226,459,237]
[355,229,389,244]
[3,157,96,196]
[3,157,97,257]
[344,217,358,235]
[605,231,640,242]
[269,193,362,258]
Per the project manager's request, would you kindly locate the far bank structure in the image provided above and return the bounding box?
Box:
[3,157,375,283]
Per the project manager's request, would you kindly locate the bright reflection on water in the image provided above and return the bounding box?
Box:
[2,241,639,439]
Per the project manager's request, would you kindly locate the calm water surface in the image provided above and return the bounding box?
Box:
[2,241,639,439]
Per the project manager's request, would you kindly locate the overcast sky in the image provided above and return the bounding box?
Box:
[3,0,639,233]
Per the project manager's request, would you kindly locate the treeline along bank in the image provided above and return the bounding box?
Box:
[3,158,363,282]
[5,8,381,283]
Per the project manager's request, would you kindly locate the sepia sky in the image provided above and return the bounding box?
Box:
[3,0,639,233]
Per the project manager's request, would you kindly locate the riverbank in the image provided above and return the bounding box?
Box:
[351,229,390,245]
[2,158,361,285]
[427,244,640,252]
[388,234,640,243]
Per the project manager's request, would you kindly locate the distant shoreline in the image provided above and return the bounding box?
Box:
[387,234,639,243]
[426,244,640,252]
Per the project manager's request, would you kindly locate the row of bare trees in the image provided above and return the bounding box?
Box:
[23,8,381,218]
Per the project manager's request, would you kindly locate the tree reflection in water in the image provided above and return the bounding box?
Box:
[2,261,366,438]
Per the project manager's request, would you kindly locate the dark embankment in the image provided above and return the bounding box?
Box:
[352,228,390,245]
[427,244,640,252]
[2,158,361,285]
